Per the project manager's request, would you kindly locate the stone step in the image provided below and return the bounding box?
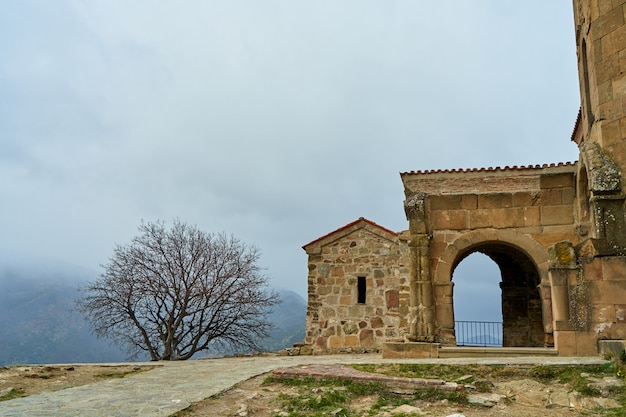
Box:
[439,346,559,358]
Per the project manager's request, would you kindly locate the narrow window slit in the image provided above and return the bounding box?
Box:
[357,276,366,304]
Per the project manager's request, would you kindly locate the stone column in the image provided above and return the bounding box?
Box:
[547,242,579,324]
[539,282,555,347]
[404,193,435,342]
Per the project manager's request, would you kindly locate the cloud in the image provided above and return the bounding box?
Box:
[1,1,581,298]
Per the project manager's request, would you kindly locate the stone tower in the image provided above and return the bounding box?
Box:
[572,0,626,253]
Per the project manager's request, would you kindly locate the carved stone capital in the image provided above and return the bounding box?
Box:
[404,192,425,221]
[581,142,621,194]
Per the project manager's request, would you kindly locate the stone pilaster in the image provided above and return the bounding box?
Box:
[404,193,435,342]
[548,242,581,327]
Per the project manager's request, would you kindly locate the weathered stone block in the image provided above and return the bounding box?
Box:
[385,290,399,309]
[359,329,375,347]
[448,210,468,230]
[300,345,313,355]
[315,336,328,350]
[430,195,462,210]
[328,336,343,348]
[540,173,575,189]
[469,209,493,229]
[339,295,352,305]
[432,211,450,229]
[523,207,541,226]
[343,322,359,335]
[588,280,626,304]
[322,326,335,337]
[576,332,601,356]
[599,339,626,357]
[371,317,384,329]
[493,207,525,228]
[602,256,626,280]
[601,22,626,58]
[478,194,512,209]
[344,335,358,347]
[461,194,478,209]
[538,188,565,205]
[599,79,614,104]
[381,342,439,358]
[541,205,574,226]
[512,192,533,207]
[597,53,621,85]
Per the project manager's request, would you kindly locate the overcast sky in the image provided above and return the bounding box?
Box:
[1,1,580,299]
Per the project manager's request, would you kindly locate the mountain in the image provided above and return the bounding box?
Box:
[0,264,306,365]
[0,266,129,366]
[262,290,306,352]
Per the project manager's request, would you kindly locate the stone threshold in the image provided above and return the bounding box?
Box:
[439,346,559,358]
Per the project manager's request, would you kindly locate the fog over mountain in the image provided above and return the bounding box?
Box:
[0,263,305,366]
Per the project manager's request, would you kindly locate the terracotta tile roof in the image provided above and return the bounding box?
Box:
[400,161,577,176]
[302,217,397,249]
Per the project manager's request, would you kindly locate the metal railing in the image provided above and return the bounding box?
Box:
[455,321,503,347]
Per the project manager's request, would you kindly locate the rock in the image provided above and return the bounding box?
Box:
[237,403,248,417]
[589,376,623,393]
[471,379,495,392]
[245,391,259,400]
[546,390,570,407]
[497,379,548,407]
[299,345,313,355]
[0,387,15,398]
[468,393,504,407]
[592,397,621,409]
[568,391,583,409]
[390,404,422,415]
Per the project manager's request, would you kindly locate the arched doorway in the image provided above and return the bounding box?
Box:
[451,243,545,347]
[452,252,502,346]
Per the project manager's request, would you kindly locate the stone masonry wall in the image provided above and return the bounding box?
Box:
[427,170,579,255]
[402,165,579,348]
[303,225,410,354]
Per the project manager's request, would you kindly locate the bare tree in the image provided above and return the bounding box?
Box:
[77,219,278,360]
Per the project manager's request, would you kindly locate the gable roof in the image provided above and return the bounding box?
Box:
[302,217,398,254]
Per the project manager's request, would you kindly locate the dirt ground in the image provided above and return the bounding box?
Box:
[0,364,622,417]
[176,370,622,417]
[0,364,154,398]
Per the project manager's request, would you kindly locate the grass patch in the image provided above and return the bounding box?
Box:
[529,364,613,395]
[352,363,526,381]
[0,388,27,402]
[267,376,390,416]
[412,387,468,404]
[93,368,149,379]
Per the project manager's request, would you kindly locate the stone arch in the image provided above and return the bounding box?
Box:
[434,229,552,347]
[435,229,549,285]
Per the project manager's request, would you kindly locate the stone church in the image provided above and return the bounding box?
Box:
[302,0,626,357]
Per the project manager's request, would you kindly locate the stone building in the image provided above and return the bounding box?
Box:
[302,0,626,357]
